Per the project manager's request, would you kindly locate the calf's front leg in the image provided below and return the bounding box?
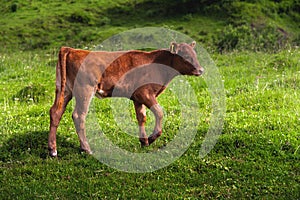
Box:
[148,104,163,145]
[134,101,149,147]
[134,93,164,146]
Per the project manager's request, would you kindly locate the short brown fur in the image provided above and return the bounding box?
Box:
[48,42,204,156]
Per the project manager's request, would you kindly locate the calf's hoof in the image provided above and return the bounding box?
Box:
[81,148,93,155]
[139,138,149,147]
[148,131,162,145]
[49,149,58,157]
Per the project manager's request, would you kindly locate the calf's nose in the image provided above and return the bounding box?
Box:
[199,66,205,75]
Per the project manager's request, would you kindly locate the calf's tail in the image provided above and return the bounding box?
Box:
[56,47,69,110]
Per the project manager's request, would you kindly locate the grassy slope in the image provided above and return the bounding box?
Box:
[0,0,299,199]
[1,0,299,52]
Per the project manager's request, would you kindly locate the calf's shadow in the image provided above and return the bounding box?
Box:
[0,131,78,162]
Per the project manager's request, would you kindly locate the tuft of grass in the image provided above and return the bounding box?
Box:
[12,84,49,103]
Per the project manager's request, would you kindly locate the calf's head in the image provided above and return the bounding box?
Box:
[170,41,204,76]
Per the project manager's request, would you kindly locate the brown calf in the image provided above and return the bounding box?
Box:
[48,41,204,157]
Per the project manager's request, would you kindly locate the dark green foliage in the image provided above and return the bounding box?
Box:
[215,23,290,52]
[0,0,299,52]
[67,12,91,24]
[10,3,17,12]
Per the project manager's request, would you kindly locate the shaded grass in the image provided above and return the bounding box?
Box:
[0,49,299,199]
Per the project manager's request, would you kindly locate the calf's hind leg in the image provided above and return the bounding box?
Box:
[48,93,72,157]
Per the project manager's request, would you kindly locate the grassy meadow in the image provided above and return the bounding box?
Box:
[1,0,300,199]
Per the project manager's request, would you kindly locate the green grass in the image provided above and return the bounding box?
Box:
[1,0,300,199]
[0,48,299,199]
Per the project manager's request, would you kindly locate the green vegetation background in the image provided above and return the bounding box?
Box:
[0,0,299,199]
[1,0,299,52]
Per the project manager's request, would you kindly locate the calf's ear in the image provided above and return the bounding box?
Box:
[190,41,196,48]
[170,42,178,54]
